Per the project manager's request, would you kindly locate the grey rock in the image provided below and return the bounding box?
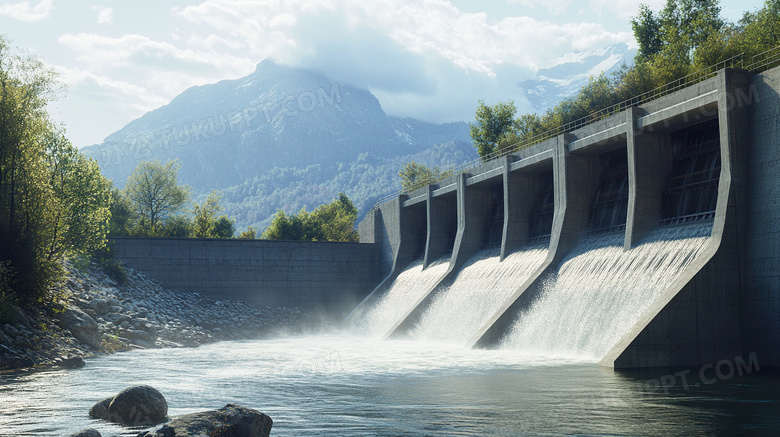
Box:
[89,396,113,420]
[90,299,110,316]
[107,385,168,426]
[56,355,86,368]
[56,306,102,349]
[137,425,175,437]
[69,428,101,437]
[0,329,9,346]
[139,404,272,437]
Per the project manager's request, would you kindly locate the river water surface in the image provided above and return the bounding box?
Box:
[1,334,778,436]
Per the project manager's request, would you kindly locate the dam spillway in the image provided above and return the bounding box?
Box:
[501,223,712,360]
[356,66,780,369]
[405,244,548,347]
[110,66,780,371]
[349,256,450,338]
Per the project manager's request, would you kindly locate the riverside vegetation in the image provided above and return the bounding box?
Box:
[0,35,351,372]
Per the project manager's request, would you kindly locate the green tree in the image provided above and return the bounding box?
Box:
[159,215,192,238]
[238,226,257,239]
[0,36,63,303]
[263,209,312,241]
[263,193,358,242]
[45,132,112,259]
[632,0,724,66]
[398,161,450,192]
[470,100,518,160]
[311,193,358,242]
[0,36,113,303]
[124,160,190,234]
[212,215,235,239]
[192,190,222,238]
[632,4,663,64]
[107,186,135,237]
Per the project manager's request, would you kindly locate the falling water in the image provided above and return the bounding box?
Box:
[354,257,450,338]
[409,245,548,346]
[502,223,712,360]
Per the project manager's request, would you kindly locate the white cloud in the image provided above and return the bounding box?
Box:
[94,6,113,25]
[508,0,572,15]
[46,0,644,145]
[0,0,52,21]
[586,0,666,21]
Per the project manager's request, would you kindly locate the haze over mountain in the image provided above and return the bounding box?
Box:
[83,43,634,233]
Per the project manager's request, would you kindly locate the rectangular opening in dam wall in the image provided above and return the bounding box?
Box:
[425,192,457,266]
[482,184,505,249]
[589,148,629,234]
[528,170,554,243]
[661,119,721,225]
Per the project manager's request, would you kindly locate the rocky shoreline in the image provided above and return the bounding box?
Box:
[0,260,311,371]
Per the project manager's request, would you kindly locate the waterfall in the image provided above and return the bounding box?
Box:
[355,257,450,338]
[501,223,712,360]
[409,245,548,346]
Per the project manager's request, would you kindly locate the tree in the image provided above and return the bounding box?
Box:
[159,215,192,238]
[632,0,724,66]
[398,161,451,192]
[0,36,112,303]
[107,186,135,237]
[311,193,358,242]
[238,226,257,239]
[45,131,112,259]
[263,193,358,242]
[124,160,190,233]
[470,100,518,160]
[632,4,663,64]
[212,215,235,238]
[192,191,222,238]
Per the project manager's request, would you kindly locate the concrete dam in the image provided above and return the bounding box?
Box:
[113,66,780,370]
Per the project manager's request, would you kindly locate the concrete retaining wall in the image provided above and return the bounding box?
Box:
[112,237,380,316]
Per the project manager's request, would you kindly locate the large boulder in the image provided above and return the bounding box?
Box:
[88,396,113,420]
[57,306,102,349]
[90,385,168,426]
[138,404,272,437]
[90,299,110,316]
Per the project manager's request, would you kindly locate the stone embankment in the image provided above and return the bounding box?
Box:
[0,261,310,371]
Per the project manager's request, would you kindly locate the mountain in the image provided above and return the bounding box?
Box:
[83,43,635,233]
[83,60,476,231]
[522,43,636,112]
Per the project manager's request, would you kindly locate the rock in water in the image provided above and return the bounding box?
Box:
[56,356,86,368]
[138,404,272,437]
[57,306,102,349]
[69,429,101,437]
[90,385,168,426]
[89,396,113,420]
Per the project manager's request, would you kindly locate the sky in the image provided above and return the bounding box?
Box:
[0,0,767,148]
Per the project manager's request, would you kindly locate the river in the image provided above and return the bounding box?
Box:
[0,333,778,436]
